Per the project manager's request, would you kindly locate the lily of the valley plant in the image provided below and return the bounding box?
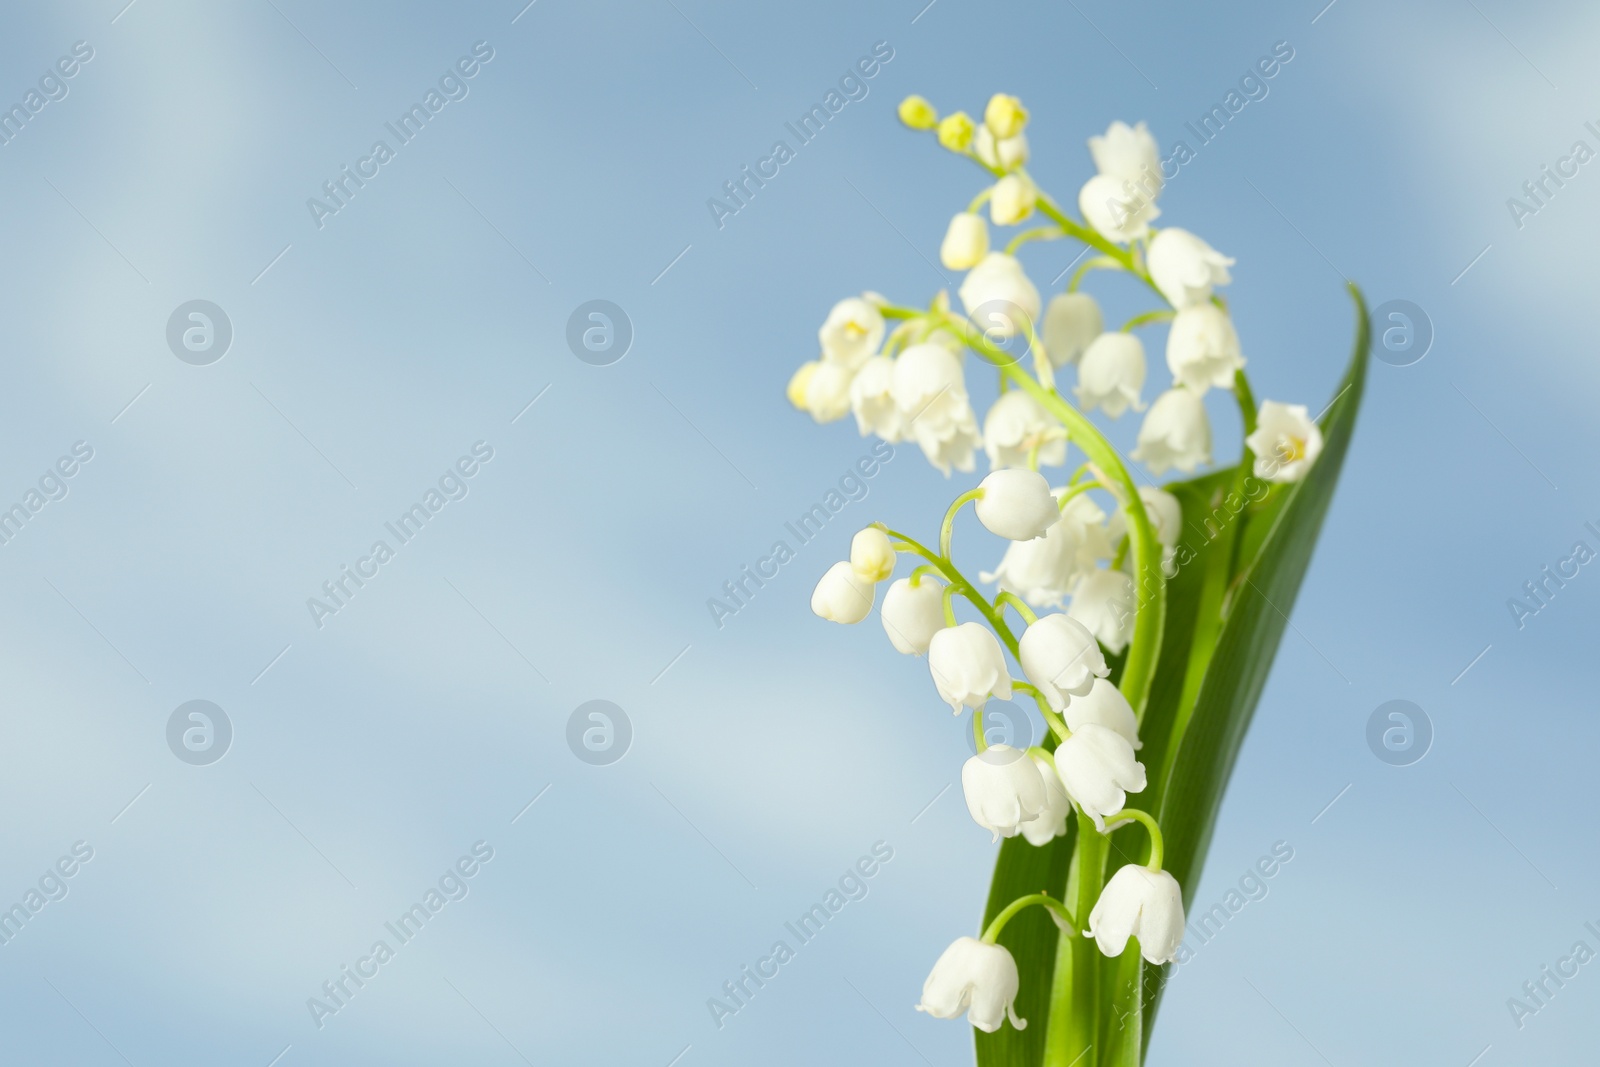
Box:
[793,92,1369,1067]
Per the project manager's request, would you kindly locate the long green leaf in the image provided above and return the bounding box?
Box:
[1142,284,1370,1047]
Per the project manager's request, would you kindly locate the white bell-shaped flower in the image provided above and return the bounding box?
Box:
[962,745,1048,841]
[975,469,1059,542]
[1131,387,1211,475]
[881,576,946,656]
[1075,332,1147,418]
[941,213,990,270]
[811,561,874,624]
[1041,291,1103,368]
[916,936,1026,1033]
[1087,865,1185,964]
[1245,400,1324,483]
[891,344,982,476]
[1019,613,1109,710]
[1166,304,1245,394]
[1019,752,1074,846]
[1063,678,1140,750]
[975,125,1029,170]
[990,174,1036,226]
[1088,120,1162,193]
[1147,228,1234,308]
[1068,568,1136,655]
[1079,174,1159,243]
[928,622,1012,712]
[1053,723,1146,830]
[958,253,1041,339]
[819,297,884,369]
[983,390,1066,470]
[850,527,895,582]
[849,355,903,441]
[982,492,1111,609]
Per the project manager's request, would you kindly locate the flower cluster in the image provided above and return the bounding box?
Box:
[795,93,1328,1035]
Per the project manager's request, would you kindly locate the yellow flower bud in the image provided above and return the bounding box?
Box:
[898,94,939,130]
[787,362,819,410]
[937,111,976,152]
[984,94,1029,140]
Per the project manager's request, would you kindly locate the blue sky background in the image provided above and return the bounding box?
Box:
[0,0,1596,1064]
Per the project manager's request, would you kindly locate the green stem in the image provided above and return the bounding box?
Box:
[1057,481,1103,510]
[909,563,942,586]
[1012,681,1070,740]
[942,583,958,627]
[995,591,1038,626]
[940,488,985,559]
[1058,811,1108,1067]
[880,527,1020,659]
[1069,255,1121,293]
[981,893,1076,944]
[1103,808,1165,870]
[1121,309,1175,332]
[972,707,986,753]
[1005,226,1063,255]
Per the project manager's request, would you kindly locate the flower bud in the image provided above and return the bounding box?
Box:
[811,561,874,624]
[975,126,1029,170]
[937,111,976,152]
[850,527,895,582]
[989,174,1036,226]
[881,576,946,655]
[975,469,1058,542]
[898,94,939,130]
[786,362,818,411]
[984,93,1029,140]
[940,212,990,270]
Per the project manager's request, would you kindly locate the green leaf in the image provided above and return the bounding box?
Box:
[1142,284,1371,1047]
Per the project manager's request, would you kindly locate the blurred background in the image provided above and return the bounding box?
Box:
[0,0,1594,1063]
